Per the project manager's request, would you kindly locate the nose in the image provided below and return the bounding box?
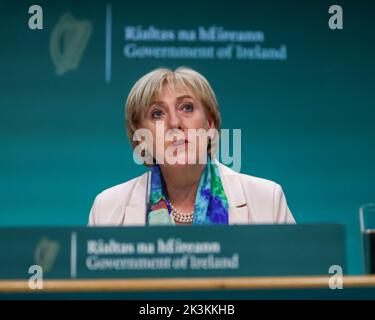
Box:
[166,108,183,130]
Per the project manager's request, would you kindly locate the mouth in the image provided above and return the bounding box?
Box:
[170,139,189,148]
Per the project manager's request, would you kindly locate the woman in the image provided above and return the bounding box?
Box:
[89,67,295,226]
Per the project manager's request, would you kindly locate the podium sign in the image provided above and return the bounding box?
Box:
[0,224,345,279]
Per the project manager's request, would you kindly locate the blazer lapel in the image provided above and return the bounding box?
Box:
[123,162,249,226]
[123,172,149,226]
[216,161,249,224]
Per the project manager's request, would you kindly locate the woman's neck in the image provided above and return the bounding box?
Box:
[159,163,205,211]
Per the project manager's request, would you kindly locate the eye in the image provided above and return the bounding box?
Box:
[181,103,194,112]
[151,108,164,119]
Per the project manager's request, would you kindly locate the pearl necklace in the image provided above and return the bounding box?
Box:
[170,203,194,224]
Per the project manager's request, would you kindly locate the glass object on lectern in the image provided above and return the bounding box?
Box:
[360,203,375,274]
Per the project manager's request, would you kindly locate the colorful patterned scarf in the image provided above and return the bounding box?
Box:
[147,157,229,225]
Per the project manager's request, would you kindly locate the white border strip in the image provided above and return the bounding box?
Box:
[105,3,112,83]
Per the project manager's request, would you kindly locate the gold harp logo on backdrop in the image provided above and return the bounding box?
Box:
[34,237,60,273]
[50,13,93,75]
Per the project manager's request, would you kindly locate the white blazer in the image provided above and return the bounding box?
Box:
[88,162,296,226]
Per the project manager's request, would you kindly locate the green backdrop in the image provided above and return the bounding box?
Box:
[1,0,374,275]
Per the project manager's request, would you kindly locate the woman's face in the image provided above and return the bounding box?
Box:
[137,83,214,166]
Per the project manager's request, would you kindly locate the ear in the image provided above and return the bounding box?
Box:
[207,116,215,130]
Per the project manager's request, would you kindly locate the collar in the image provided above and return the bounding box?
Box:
[123,161,248,225]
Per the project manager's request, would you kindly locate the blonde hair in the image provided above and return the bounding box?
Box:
[125,66,221,148]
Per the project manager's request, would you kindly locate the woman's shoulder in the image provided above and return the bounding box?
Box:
[88,172,148,225]
[217,162,295,223]
[217,161,280,191]
[95,172,148,204]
